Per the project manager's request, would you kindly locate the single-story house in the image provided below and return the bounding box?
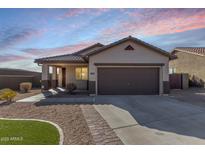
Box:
[35,36,170,95]
[170,47,205,87]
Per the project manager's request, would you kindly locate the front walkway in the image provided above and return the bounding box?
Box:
[17,89,59,103]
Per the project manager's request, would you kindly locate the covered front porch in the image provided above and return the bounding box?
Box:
[41,63,89,91]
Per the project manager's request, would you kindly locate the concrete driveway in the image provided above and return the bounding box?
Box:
[94,95,205,144]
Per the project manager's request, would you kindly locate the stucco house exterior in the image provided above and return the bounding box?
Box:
[35,36,170,95]
[169,47,205,87]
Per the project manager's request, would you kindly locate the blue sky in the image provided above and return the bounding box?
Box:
[0,8,205,71]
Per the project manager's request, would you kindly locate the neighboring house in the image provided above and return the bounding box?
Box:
[35,36,170,95]
[0,68,41,90]
[170,47,205,87]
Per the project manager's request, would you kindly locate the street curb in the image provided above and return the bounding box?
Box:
[0,117,64,145]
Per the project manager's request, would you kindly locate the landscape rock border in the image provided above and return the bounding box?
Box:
[80,105,123,145]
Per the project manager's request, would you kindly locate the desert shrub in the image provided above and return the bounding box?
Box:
[20,82,32,93]
[66,83,77,94]
[189,75,205,87]
[0,88,17,102]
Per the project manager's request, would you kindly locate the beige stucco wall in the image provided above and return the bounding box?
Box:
[88,40,169,94]
[169,52,205,86]
[65,65,88,90]
[89,40,169,81]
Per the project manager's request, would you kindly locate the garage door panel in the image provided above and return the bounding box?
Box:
[98,67,159,95]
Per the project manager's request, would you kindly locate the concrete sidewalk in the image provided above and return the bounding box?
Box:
[35,97,95,105]
[17,90,95,104]
[17,89,58,103]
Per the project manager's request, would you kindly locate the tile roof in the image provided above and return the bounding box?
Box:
[173,47,205,56]
[35,54,87,63]
[73,43,104,56]
[34,43,103,64]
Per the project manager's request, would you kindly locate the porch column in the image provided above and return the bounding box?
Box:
[65,66,69,88]
[42,64,49,90]
[51,66,57,88]
[58,67,63,87]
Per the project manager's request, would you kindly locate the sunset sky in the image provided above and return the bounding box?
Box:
[0,8,205,71]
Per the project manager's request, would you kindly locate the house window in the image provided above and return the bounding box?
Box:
[75,67,88,80]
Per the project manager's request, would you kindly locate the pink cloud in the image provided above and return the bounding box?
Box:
[61,9,86,18]
[21,41,96,58]
[58,8,110,20]
[0,54,28,63]
[101,9,205,37]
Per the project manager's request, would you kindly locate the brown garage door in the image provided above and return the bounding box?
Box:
[98,67,159,95]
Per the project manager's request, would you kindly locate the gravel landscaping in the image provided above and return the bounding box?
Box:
[0,102,94,144]
[0,90,123,145]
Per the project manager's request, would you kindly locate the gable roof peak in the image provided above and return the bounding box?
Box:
[87,36,170,57]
